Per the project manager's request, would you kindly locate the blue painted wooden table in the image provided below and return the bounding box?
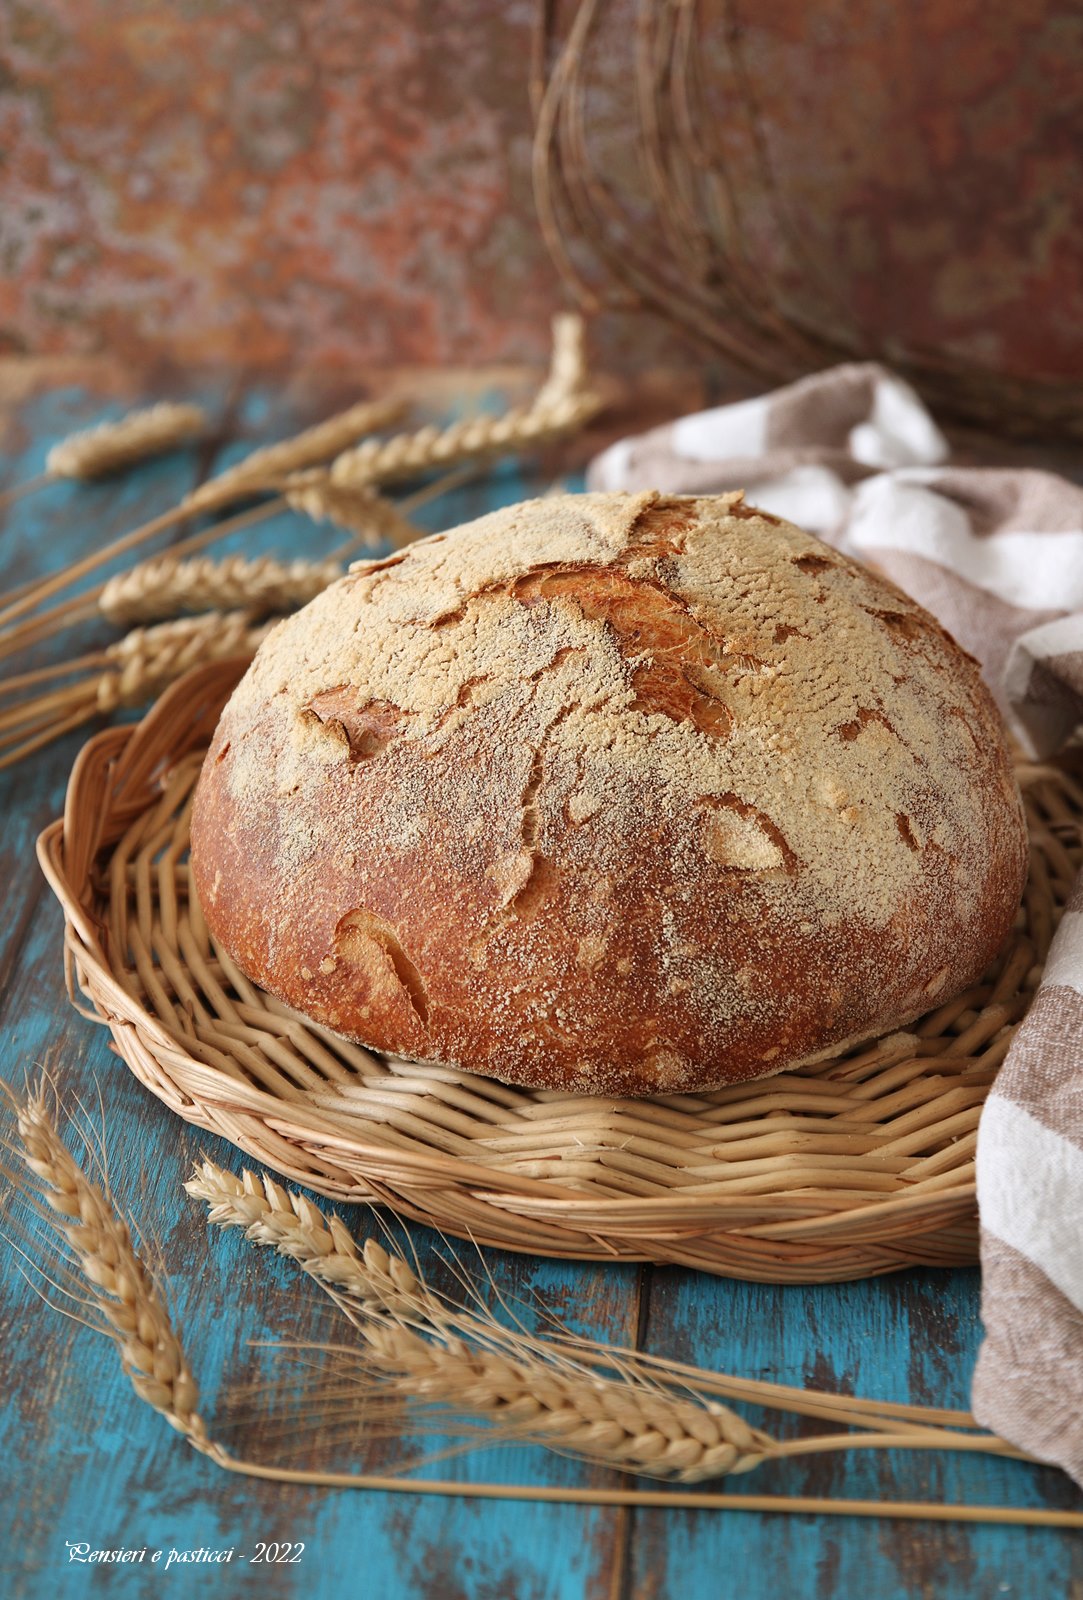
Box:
[2,364,1081,1600]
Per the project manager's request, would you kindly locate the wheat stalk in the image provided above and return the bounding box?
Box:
[99,554,345,625]
[4,1088,207,1442]
[0,471,438,665]
[183,396,407,515]
[186,1160,1030,1484]
[324,391,601,493]
[0,610,271,768]
[0,396,404,635]
[0,321,593,648]
[0,402,208,514]
[45,402,208,481]
[327,314,600,492]
[95,611,273,712]
[0,475,450,763]
[3,1091,1078,1526]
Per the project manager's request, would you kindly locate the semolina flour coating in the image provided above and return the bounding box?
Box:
[190,491,1028,1095]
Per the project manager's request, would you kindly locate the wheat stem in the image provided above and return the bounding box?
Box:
[0,398,403,633]
[0,472,52,513]
[4,1092,1076,1529]
[4,1087,207,1443]
[0,612,270,768]
[200,1457,1083,1528]
[0,706,99,765]
[0,503,191,631]
[0,653,110,695]
[187,1161,1029,1484]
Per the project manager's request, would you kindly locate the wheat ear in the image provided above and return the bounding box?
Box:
[0,402,208,514]
[187,1161,1030,1483]
[283,480,423,550]
[0,465,443,665]
[0,396,404,633]
[5,1089,207,1442]
[45,402,208,481]
[0,611,271,768]
[326,314,600,492]
[97,554,345,625]
[3,1093,1077,1526]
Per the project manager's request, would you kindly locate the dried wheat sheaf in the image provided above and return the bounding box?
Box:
[0,316,602,768]
[2,1084,1078,1527]
[0,401,208,515]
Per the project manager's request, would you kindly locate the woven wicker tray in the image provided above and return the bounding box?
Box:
[37,660,1083,1283]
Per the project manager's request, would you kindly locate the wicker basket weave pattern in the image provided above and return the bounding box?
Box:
[37,661,1083,1283]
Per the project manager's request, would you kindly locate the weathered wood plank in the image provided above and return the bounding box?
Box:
[1,370,1081,1600]
[0,375,635,1600]
[626,1266,1083,1600]
[0,372,226,988]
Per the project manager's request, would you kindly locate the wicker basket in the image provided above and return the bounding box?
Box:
[36,660,1083,1282]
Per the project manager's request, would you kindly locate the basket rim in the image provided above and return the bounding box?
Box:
[37,658,1078,1281]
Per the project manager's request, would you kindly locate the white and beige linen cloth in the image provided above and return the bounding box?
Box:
[588,364,1083,1486]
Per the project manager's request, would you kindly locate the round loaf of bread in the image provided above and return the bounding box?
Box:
[190,491,1028,1096]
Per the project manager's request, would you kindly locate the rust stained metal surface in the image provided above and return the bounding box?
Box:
[0,2,1079,383]
[0,1,560,368]
[734,0,1083,382]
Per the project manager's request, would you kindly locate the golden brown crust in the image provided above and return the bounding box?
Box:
[189,491,1029,1095]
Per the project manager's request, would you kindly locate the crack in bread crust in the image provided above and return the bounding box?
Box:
[190,490,1029,1096]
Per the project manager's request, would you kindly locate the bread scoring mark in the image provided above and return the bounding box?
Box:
[835,706,897,742]
[334,908,430,1027]
[945,702,981,752]
[697,792,796,873]
[722,496,782,525]
[524,645,587,681]
[305,689,404,762]
[621,498,697,559]
[350,551,409,577]
[419,551,753,743]
[896,813,920,851]
[923,964,950,998]
[502,700,576,922]
[432,674,496,730]
[519,742,545,858]
[867,607,926,641]
[215,741,231,763]
[513,565,748,738]
[508,856,561,921]
[630,658,735,738]
[792,553,835,574]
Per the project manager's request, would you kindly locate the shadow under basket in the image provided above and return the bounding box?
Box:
[37,659,1083,1283]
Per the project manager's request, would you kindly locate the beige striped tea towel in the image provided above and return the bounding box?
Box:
[588,363,1083,1486]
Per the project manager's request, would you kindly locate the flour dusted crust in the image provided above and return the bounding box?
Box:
[189,491,1028,1095]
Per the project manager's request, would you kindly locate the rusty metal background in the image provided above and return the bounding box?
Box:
[0,2,1078,382]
